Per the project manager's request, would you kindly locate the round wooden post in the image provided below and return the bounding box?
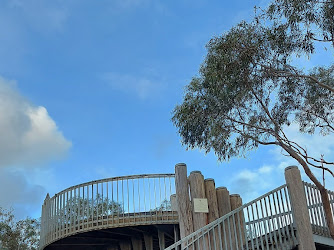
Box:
[170,194,177,211]
[189,171,208,230]
[285,166,316,250]
[204,179,219,223]
[216,187,232,249]
[230,194,245,249]
[205,178,220,249]
[175,163,194,244]
[189,171,208,248]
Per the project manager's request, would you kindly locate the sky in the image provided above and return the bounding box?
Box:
[0,0,333,220]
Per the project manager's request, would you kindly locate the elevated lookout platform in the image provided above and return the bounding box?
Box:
[40,166,334,250]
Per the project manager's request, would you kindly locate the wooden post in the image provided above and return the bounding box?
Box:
[189,171,208,249]
[175,163,194,243]
[204,179,219,223]
[285,166,316,250]
[216,187,232,249]
[204,178,220,249]
[189,171,208,230]
[230,194,245,249]
[131,237,143,250]
[158,230,165,250]
[170,194,177,211]
[144,234,153,250]
[119,241,132,250]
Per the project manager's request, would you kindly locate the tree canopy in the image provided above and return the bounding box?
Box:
[0,207,40,250]
[172,0,334,238]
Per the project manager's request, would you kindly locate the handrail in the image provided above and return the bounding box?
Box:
[40,173,177,249]
[165,184,298,250]
[303,181,334,237]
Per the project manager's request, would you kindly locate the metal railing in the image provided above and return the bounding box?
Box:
[40,174,177,249]
[165,184,298,250]
[303,181,334,237]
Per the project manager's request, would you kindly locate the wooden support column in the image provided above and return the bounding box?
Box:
[189,171,208,230]
[230,194,245,249]
[131,237,143,250]
[158,230,165,250]
[216,187,232,249]
[170,194,177,211]
[204,179,220,249]
[285,166,316,250]
[175,163,194,243]
[144,234,153,250]
[189,171,208,249]
[119,241,132,250]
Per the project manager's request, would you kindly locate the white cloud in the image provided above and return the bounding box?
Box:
[229,165,282,202]
[258,165,273,174]
[102,72,164,100]
[0,77,71,168]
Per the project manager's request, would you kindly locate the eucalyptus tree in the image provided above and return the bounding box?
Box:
[172,0,334,238]
[0,207,40,250]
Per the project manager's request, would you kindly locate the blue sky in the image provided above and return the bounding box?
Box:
[0,0,333,220]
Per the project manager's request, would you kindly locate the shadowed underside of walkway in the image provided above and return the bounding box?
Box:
[44,224,178,250]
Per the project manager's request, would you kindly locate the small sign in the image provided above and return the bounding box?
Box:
[193,198,209,213]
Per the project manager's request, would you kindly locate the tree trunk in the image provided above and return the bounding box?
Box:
[281,142,334,239]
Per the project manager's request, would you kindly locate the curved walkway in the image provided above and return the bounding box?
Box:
[40,174,177,249]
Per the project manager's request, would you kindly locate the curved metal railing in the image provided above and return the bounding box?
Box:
[40,174,177,249]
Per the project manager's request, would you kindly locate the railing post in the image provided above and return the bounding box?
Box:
[175,163,194,244]
[285,166,316,250]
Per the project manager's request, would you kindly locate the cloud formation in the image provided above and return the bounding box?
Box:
[0,77,71,168]
[230,165,281,202]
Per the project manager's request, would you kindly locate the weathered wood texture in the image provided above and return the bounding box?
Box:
[131,237,143,250]
[189,171,209,249]
[216,187,232,249]
[230,194,245,249]
[204,178,220,249]
[144,233,153,250]
[285,166,316,250]
[170,194,177,211]
[204,179,219,223]
[189,171,208,230]
[175,163,194,242]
